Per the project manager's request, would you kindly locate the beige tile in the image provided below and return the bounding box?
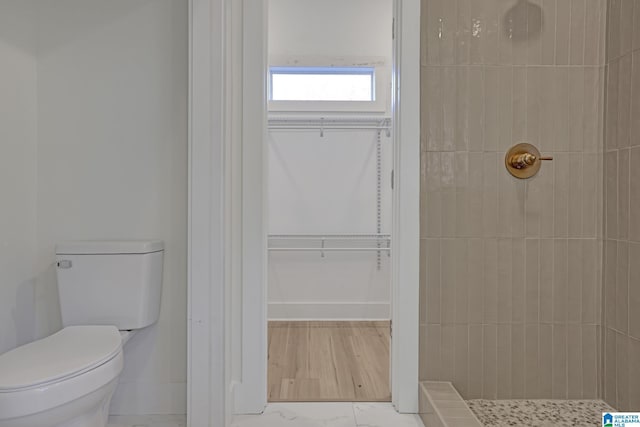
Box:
[443,69,457,151]
[582,153,599,237]
[584,0,604,65]
[552,324,568,399]
[620,0,634,56]
[440,0,457,65]
[605,151,618,238]
[425,66,444,151]
[582,325,598,398]
[583,69,603,153]
[630,147,640,241]
[482,324,497,399]
[455,69,470,152]
[467,325,483,399]
[496,324,512,398]
[497,239,513,323]
[454,325,469,398]
[527,0,544,65]
[468,68,484,152]
[441,239,456,324]
[441,325,456,382]
[513,67,527,142]
[567,324,583,399]
[426,239,442,324]
[538,324,553,398]
[539,239,554,323]
[570,0,586,65]
[497,0,513,65]
[618,149,630,240]
[555,0,571,65]
[483,67,499,152]
[525,67,541,147]
[483,239,498,324]
[568,154,584,238]
[456,0,471,65]
[454,239,469,324]
[604,327,618,407]
[628,242,640,340]
[420,238,427,324]
[442,191,457,237]
[604,240,618,328]
[554,154,570,238]
[540,0,557,65]
[467,239,484,324]
[425,324,442,381]
[634,0,640,52]
[553,239,569,324]
[568,68,586,153]
[524,324,539,398]
[511,324,525,399]
[618,54,632,149]
[497,67,513,152]
[628,337,640,410]
[525,239,540,324]
[581,239,598,325]
[482,154,498,237]
[420,324,429,381]
[616,241,629,334]
[424,0,443,65]
[567,239,582,324]
[616,332,629,410]
[606,60,619,150]
[608,0,621,61]
[632,51,640,147]
[553,69,570,152]
[426,191,442,238]
[511,239,526,324]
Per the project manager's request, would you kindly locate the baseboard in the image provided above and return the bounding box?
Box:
[268,301,390,320]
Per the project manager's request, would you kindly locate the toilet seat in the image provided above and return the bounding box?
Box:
[0,326,124,422]
[0,325,122,392]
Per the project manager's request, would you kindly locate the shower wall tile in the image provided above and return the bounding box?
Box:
[629,337,640,410]
[628,242,640,340]
[570,0,586,66]
[632,51,640,147]
[620,0,635,57]
[634,1,640,52]
[615,241,629,334]
[419,0,606,401]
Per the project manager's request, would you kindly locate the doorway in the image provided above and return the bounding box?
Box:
[265,0,394,403]
[186,0,420,422]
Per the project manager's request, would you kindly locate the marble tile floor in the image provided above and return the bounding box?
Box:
[105,403,423,427]
[231,402,424,427]
[107,414,186,427]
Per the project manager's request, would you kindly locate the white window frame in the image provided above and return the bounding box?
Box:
[268,56,390,114]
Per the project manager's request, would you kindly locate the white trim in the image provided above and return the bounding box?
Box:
[187,0,226,426]
[268,302,391,320]
[187,0,421,424]
[232,0,269,415]
[390,0,420,413]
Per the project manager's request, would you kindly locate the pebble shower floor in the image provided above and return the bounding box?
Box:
[466,399,615,427]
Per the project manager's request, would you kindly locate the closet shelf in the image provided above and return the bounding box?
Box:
[267,234,391,253]
[267,117,391,136]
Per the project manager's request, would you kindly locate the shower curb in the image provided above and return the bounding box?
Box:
[419,381,483,427]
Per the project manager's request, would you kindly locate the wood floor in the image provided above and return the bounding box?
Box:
[267,321,391,402]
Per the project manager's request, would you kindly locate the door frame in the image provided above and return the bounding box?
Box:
[187,0,420,424]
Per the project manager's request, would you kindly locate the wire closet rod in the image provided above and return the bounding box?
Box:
[268,247,391,252]
[268,117,392,137]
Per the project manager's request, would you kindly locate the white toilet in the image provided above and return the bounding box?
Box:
[0,240,164,427]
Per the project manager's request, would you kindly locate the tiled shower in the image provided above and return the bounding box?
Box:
[419,0,640,421]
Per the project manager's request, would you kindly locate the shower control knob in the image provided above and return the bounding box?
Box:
[505,143,552,179]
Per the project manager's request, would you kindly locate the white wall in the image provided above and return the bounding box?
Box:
[0,0,187,415]
[0,0,39,355]
[267,0,393,320]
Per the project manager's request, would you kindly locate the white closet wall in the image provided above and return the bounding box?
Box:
[267,0,393,320]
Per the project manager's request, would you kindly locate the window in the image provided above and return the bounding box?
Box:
[269,66,375,102]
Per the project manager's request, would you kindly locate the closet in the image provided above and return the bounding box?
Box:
[266,0,394,402]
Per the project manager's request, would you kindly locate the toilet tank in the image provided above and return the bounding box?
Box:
[55,240,164,330]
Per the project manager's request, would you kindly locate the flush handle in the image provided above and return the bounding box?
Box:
[505,143,553,179]
[57,260,72,269]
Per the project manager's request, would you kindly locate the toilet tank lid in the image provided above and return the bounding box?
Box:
[56,240,164,255]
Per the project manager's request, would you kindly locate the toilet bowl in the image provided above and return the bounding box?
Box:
[0,240,164,427]
[0,326,124,427]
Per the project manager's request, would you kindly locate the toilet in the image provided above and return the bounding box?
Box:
[0,240,164,427]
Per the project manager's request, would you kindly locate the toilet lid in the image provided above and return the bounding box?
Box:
[0,325,122,391]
